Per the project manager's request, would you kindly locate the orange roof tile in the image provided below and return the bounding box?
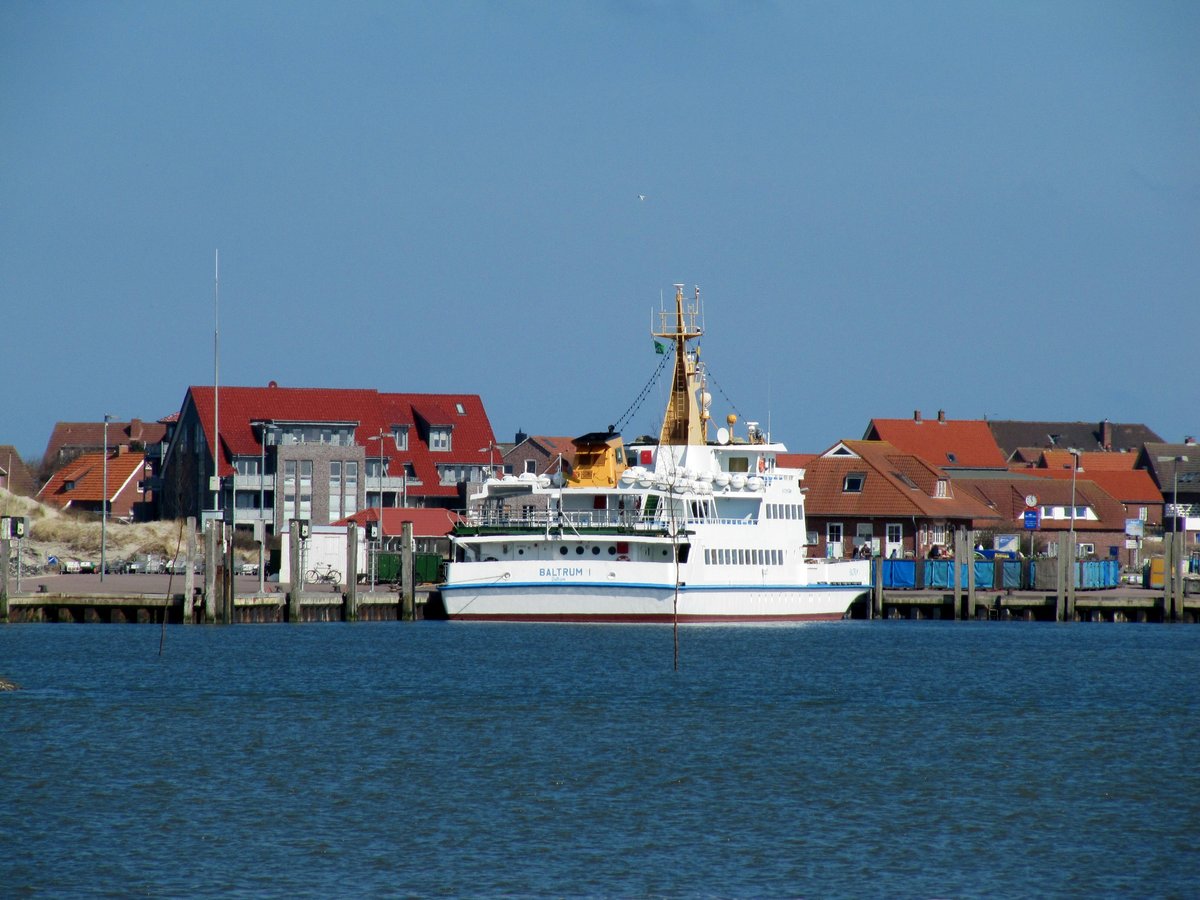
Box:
[864,417,1007,468]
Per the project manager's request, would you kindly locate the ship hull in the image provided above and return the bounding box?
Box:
[439,580,866,623]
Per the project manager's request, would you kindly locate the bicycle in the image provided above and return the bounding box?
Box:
[305,563,341,585]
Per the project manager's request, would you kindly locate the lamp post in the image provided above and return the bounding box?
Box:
[1067,448,1082,560]
[1156,455,1189,531]
[367,430,389,592]
[101,414,114,581]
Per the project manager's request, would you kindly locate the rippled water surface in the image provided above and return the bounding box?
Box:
[2,621,1197,897]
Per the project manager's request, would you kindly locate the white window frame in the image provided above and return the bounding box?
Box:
[430,427,451,452]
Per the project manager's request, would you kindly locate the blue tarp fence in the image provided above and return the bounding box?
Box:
[874,558,1119,590]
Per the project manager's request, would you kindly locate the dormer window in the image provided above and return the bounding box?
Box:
[934,479,949,498]
[392,425,409,451]
[430,426,451,452]
[843,473,866,493]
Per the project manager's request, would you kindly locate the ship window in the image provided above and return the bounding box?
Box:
[576,546,585,555]
[591,546,600,555]
[728,457,750,473]
[559,546,568,556]
[609,546,617,556]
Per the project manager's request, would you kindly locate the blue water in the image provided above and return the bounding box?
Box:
[2,621,1197,898]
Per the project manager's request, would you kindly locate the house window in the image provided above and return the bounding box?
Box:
[843,472,866,493]
[430,427,451,451]
[344,462,358,516]
[455,402,466,415]
[284,460,296,519]
[887,523,902,545]
[934,479,949,498]
[330,462,342,520]
[234,458,260,480]
[524,459,537,474]
[299,460,312,520]
[931,523,947,545]
[392,425,408,450]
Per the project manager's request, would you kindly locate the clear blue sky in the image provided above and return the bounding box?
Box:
[3,1,1197,462]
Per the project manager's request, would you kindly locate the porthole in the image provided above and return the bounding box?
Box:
[607,546,616,556]
[591,546,601,555]
[517,548,524,555]
[576,546,585,555]
[559,546,568,556]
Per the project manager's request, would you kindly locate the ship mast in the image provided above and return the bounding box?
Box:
[655,284,705,446]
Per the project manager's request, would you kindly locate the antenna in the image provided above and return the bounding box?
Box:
[213,249,220,515]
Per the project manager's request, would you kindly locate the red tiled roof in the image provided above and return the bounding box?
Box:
[953,475,1127,532]
[42,418,169,469]
[1037,450,1137,472]
[338,507,463,537]
[804,441,999,522]
[37,448,146,516]
[184,385,496,498]
[864,417,1007,468]
[1022,467,1163,505]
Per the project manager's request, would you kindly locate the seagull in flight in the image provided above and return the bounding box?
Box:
[638,194,646,201]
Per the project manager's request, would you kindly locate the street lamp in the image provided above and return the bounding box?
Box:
[1156,455,1189,533]
[101,414,114,581]
[1067,448,1082,559]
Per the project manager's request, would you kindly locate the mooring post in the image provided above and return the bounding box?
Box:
[872,551,883,619]
[345,523,359,622]
[1055,532,1069,622]
[203,522,218,624]
[0,537,10,623]
[1177,531,1187,622]
[183,516,196,623]
[952,528,964,620]
[401,521,415,621]
[288,521,302,623]
[223,524,235,625]
[966,528,977,620]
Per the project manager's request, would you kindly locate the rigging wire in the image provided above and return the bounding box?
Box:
[612,345,674,435]
[704,367,745,426]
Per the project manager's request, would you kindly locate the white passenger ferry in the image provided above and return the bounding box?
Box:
[441,285,870,622]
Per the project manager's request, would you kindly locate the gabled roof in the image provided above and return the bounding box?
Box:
[1033,450,1137,472]
[0,446,39,497]
[36,448,146,516]
[182,385,496,498]
[337,507,463,537]
[1020,467,1163,508]
[804,440,1000,522]
[42,418,169,469]
[863,414,1007,468]
[502,435,576,475]
[952,473,1128,532]
[988,419,1162,457]
[1134,442,1200,496]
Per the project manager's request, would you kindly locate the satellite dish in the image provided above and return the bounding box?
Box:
[716,427,730,445]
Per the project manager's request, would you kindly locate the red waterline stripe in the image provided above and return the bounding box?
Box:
[448,612,847,623]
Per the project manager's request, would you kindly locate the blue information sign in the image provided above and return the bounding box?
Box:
[1023,510,1039,530]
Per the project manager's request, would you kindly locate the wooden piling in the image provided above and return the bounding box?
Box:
[223,525,234,625]
[203,522,218,624]
[288,521,302,623]
[872,552,883,619]
[952,528,964,620]
[183,517,196,623]
[0,537,10,623]
[1055,532,1069,622]
[966,528,977,620]
[401,521,415,621]
[345,523,359,622]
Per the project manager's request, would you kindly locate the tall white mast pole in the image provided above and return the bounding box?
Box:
[214,249,220,516]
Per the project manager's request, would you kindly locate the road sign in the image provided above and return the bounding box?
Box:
[1023,509,1039,530]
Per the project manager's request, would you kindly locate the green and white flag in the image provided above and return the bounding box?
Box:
[654,340,666,355]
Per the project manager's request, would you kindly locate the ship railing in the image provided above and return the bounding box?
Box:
[464,509,672,533]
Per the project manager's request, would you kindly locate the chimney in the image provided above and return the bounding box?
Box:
[1100,418,1113,451]
[914,410,922,423]
[937,409,946,424]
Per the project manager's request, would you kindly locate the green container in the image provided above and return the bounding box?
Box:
[374,552,443,584]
